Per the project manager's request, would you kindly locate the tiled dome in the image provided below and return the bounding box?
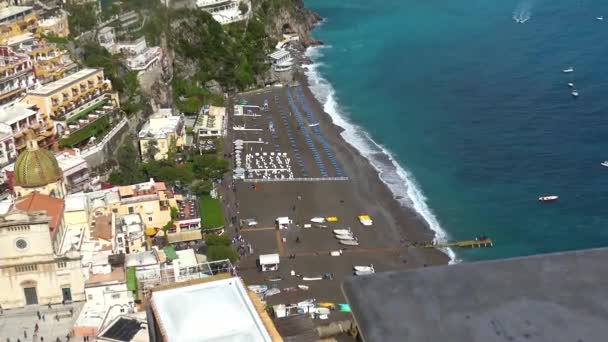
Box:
[14,138,62,188]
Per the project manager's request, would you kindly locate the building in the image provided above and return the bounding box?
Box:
[0,101,55,167]
[38,9,70,38]
[195,0,250,25]
[97,315,149,342]
[0,209,85,308]
[193,105,225,140]
[342,247,608,342]
[125,250,160,291]
[119,213,146,254]
[0,6,38,45]
[21,68,115,121]
[116,11,139,35]
[268,49,293,72]
[0,45,36,104]
[19,38,76,84]
[12,137,66,199]
[138,109,184,161]
[97,27,116,51]
[115,37,163,72]
[146,275,279,341]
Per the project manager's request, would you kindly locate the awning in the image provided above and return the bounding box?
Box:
[259,253,280,265]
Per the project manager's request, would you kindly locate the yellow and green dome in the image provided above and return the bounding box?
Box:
[14,139,62,188]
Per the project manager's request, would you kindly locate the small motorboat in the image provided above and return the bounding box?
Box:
[266,276,282,282]
[355,269,375,276]
[340,240,360,246]
[265,288,281,297]
[597,16,604,21]
[571,89,579,97]
[311,217,325,223]
[302,276,323,281]
[335,234,356,241]
[297,285,309,291]
[567,82,574,87]
[247,285,268,294]
[353,264,374,272]
[538,195,559,202]
[562,67,574,73]
[333,229,351,235]
[601,161,608,167]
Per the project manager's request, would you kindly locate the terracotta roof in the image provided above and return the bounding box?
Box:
[86,266,126,285]
[92,214,112,241]
[14,192,64,234]
[155,182,167,191]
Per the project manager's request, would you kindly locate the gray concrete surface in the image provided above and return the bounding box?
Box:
[342,247,608,342]
[0,302,82,342]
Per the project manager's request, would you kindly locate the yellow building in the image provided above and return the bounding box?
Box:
[38,11,70,38]
[27,41,73,84]
[138,109,185,161]
[0,6,38,45]
[114,180,174,230]
[21,68,117,121]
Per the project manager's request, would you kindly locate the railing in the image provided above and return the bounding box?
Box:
[242,176,349,182]
[80,118,128,158]
[120,194,159,204]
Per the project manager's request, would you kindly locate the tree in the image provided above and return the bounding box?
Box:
[144,140,159,161]
[238,2,249,15]
[208,245,239,262]
[170,207,179,220]
[205,234,231,247]
[190,179,213,196]
[167,136,177,162]
[115,139,146,185]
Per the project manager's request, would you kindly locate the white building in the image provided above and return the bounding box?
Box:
[193,105,226,139]
[196,0,251,25]
[97,26,116,51]
[138,108,185,161]
[115,37,163,72]
[268,49,293,72]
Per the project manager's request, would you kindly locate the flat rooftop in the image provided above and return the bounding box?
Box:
[0,102,36,124]
[150,277,272,341]
[0,6,32,22]
[342,247,608,342]
[28,68,102,96]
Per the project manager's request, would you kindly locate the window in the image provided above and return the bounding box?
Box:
[117,237,123,243]
[87,294,93,300]
[57,262,67,269]
[111,293,120,299]
[15,264,37,273]
[128,207,134,214]
[148,217,152,222]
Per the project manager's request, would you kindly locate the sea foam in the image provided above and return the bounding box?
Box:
[304,46,458,264]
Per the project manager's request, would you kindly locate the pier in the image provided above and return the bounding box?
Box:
[416,238,493,249]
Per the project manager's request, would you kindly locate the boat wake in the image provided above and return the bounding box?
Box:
[304,46,458,264]
[512,0,535,23]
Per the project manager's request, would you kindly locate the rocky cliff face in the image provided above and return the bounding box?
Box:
[261,0,322,47]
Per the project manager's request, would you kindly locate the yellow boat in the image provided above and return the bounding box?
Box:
[326,216,338,222]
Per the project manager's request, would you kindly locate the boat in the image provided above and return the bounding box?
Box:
[571,89,579,97]
[335,234,356,241]
[355,269,375,276]
[265,288,281,297]
[313,307,331,315]
[310,217,325,223]
[562,67,574,73]
[333,229,351,235]
[266,276,282,282]
[247,285,268,294]
[297,285,309,291]
[353,265,374,272]
[302,276,323,281]
[567,82,574,87]
[597,16,604,21]
[538,195,559,202]
[340,240,360,246]
[601,161,608,167]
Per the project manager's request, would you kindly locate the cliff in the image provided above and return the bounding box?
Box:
[258,0,322,47]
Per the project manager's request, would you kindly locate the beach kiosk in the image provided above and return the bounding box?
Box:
[259,253,280,272]
[276,216,291,230]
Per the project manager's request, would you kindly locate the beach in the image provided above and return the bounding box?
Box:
[221,65,449,325]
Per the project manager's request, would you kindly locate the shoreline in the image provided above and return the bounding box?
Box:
[292,47,452,265]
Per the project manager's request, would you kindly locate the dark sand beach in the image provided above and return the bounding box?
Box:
[222,73,449,326]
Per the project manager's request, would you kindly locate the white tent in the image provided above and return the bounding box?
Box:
[276,217,290,229]
[259,253,280,272]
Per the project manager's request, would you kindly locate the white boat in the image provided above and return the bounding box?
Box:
[353,265,374,272]
[601,161,608,167]
[297,285,309,291]
[538,195,559,202]
[597,16,604,21]
[340,240,360,246]
[310,217,325,223]
[571,90,579,97]
[567,82,574,87]
[355,269,375,276]
[247,285,268,294]
[335,234,356,241]
[333,229,351,235]
[562,67,574,73]
[302,276,323,281]
[265,288,281,297]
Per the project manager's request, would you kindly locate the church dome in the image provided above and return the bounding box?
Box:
[14,138,62,188]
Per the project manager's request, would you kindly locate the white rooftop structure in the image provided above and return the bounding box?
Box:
[0,6,32,24]
[125,250,158,268]
[28,68,103,95]
[195,0,250,25]
[64,193,87,212]
[150,277,272,341]
[0,102,37,125]
[138,109,183,139]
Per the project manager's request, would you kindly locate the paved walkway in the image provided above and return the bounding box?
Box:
[0,302,82,342]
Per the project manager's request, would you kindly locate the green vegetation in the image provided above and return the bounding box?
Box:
[200,195,224,229]
[163,245,178,261]
[41,33,70,45]
[126,267,137,291]
[205,234,238,262]
[59,115,111,148]
[66,2,98,37]
[66,99,109,125]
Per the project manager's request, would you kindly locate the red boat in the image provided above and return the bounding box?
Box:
[538,195,559,202]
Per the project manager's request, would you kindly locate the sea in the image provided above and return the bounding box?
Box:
[303,0,608,262]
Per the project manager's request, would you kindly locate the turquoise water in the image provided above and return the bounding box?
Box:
[304,0,608,261]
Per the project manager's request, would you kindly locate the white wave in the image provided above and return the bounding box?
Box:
[304,46,458,264]
[512,0,535,23]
